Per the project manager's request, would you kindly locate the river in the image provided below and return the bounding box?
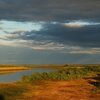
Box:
[0,68,57,83]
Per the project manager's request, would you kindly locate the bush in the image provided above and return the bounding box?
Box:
[21,66,97,82]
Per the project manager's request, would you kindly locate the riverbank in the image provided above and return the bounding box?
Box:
[0,64,100,100]
[0,65,32,74]
[0,64,64,75]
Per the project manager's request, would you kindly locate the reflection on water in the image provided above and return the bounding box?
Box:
[0,68,56,83]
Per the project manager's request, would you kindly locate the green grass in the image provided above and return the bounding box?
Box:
[21,65,100,82]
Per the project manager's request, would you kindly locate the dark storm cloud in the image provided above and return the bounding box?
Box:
[34,24,100,48]
[0,0,100,21]
[7,22,100,48]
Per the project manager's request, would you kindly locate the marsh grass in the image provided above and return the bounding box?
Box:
[21,66,100,82]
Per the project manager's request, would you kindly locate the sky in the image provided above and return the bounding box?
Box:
[0,0,100,64]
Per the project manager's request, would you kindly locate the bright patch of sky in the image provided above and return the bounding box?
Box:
[0,20,44,34]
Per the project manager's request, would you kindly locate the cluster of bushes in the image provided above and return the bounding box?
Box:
[21,66,100,82]
[84,66,100,73]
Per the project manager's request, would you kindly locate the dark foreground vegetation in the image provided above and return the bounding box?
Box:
[0,64,100,100]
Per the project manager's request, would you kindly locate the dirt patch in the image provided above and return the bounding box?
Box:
[0,78,100,100]
[21,79,100,100]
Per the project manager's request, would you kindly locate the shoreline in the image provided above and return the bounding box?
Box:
[0,66,32,75]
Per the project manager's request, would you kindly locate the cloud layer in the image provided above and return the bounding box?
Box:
[0,20,100,54]
[0,1,100,64]
[63,20,100,28]
[0,0,100,21]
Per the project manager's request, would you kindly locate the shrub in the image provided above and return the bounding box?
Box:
[21,66,97,82]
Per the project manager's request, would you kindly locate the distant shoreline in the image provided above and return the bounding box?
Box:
[0,67,31,71]
[0,64,100,74]
[0,65,32,74]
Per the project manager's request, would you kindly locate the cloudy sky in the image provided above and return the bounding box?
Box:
[0,0,100,64]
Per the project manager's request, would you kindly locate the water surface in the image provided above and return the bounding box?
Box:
[0,68,57,83]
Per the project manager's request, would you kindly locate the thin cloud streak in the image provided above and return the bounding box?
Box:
[63,20,100,28]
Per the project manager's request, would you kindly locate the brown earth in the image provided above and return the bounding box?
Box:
[21,78,100,100]
[0,78,100,100]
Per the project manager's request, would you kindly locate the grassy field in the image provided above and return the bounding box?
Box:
[0,64,100,100]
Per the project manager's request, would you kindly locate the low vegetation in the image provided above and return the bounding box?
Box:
[0,64,100,100]
[21,65,100,82]
[0,84,28,100]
